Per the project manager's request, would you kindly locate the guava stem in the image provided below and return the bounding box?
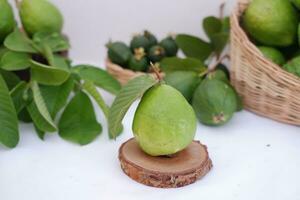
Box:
[150,62,163,81]
[208,54,230,72]
[219,1,226,19]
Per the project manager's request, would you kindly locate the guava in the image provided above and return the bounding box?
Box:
[20,0,63,36]
[216,64,230,79]
[144,30,157,47]
[107,41,132,66]
[130,35,151,52]
[148,45,166,63]
[207,69,229,83]
[192,79,237,126]
[0,0,15,43]
[283,56,300,77]
[160,36,178,57]
[128,49,148,72]
[132,84,197,156]
[164,71,201,102]
[243,0,298,47]
[258,46,285,65]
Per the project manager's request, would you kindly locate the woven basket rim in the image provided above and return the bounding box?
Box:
[232,1,300,86]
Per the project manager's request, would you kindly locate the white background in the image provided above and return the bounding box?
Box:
[1,0,300,200]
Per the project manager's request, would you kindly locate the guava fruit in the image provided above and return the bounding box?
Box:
[148,45,166,62]
[160,36,178,57]
[132,84,197,156]
[164,71,201,102]
[243,0,298,47]
[258,46,285,65]
[128,48,148,72]
[144,30,157,47]
[216,64,230,79]
[0,0,15,43]
[291,0,300,9]
[130,35,151,52]
[207,69,229,83]
[20,0,63,36]
[107,41,132,66]
[192,79,237,126]
[283,56,300,77]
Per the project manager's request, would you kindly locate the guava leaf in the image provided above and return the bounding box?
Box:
[0,74,19,148]
[175,34,213,61]
[203,16,222,39]
[27,81,57,132]
[52,54,70,70]
[0,51,31,71]
[211,32,229,54]
[108,75,157,139]
[30,60,70,86]
[10,81,28,113]
[33,32,70,52]
[40,77,74,118]
[0,69,21,90]
[160,57,207,73]
[58,91,102,145]
[34,125,45,140]
[222,16,230,32]
[4,29,37,53]
[73,65,121,95]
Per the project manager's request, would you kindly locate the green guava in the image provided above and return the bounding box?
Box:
[164,71,201,102]
[20,0,63,36]
[206,69,229,83]
[243,0,298,47]
[0,0,15,43]
[283,56,300,77]
[144,30,157,47]
[107,42,132,66]
[148,45,166,62]
[159,36,178,57]
[128,56,148,72]
[258,46,285,65]
[132,84,197,156]
[130,35,151,52]
[192,79,237,126]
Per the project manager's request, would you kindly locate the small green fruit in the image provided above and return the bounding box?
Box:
[258,46,285,65]
[128,48,148,72]
[148,45,166,63]
[133,84,197,156]
[107,42,132,66]
[164,71,201,102]
[130,35,151,52]
[0,0,15,43]
[216,64,230,79]
[144,30,157,47]
[20,0,63,36]
[207,69,229,83]
[283,56,300,77]
[159,36,178,57]
[192,79,237,126]
[243,0,298,47]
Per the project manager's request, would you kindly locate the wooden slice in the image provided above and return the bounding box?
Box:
[119,138,213,188]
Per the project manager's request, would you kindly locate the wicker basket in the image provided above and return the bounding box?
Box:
[230,0,300,125]
[106,59,164,85]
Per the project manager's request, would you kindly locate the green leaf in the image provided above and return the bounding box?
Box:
[40,77,74,118]
[33,124,45,140]
[175,34,213,61]
[53,54,70,70]
[30,60,70,86]
[4,29,37,53]
[0,51,31,71]
[0,74,19,148]
[33,32,70,52]
[73,65,121,95]
[211,32,229,54]
[28,81,57,132]
[0,69,21,90]
[160,57,207,73]
[10,81,28,113]
[203,16,222,39]
[222,16,230,32]
[58,91,102,145]
[18,108,32,123]
[0,46,8,59]
[108,75,157,139]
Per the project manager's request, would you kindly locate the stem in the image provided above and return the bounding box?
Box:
[14,0,20,9]
[219,1,226,19]
[208,54,230,72]
[150,62,163,81]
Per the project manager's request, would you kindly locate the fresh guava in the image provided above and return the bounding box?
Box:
[0,0,15,43]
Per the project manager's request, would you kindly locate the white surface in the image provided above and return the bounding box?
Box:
[1,0,300,200]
